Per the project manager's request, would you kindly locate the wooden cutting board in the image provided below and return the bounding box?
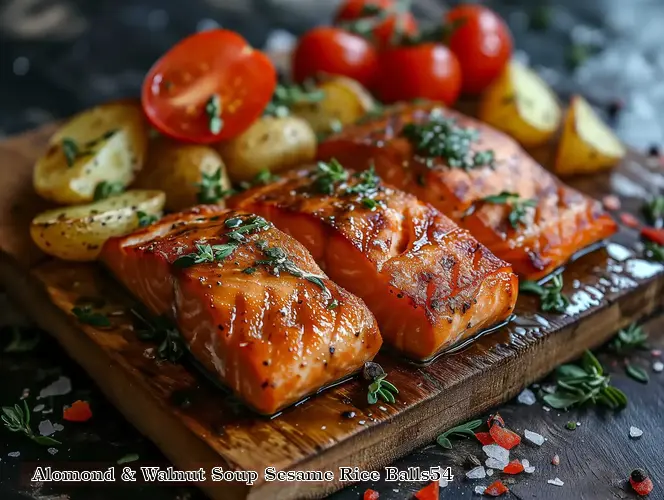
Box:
[0,124,663,500]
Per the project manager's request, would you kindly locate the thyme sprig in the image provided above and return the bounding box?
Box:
[401,112,495,170]
[519,275,570,314]
[436,419,482,450]
[313,159,382,209]
[196,167,231,204]
[263,83,325,118]
[477,191,537,229]
[542,350,627,410]
[363,362,399,405]
[609,323,649,353]
[2,400,61,446]
[313,159,349,195]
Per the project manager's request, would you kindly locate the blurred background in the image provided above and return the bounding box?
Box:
[1,0,664,152]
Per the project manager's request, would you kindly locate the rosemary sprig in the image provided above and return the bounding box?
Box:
[436,419,482,450]
[263,83,325,118]
[72,305,111,327]
[2,400,61,446]
[363,362,399,405]
[644,242,664,262]
[401,112,495,171]
[93,181,124,201]
[478,191,537,229]
[542,350,627,410]
[643,196,664,227]
[137,211,159,228]
[196,167,229,204]
[609,323,648,353]
[205,94,223,135]
[132,311,184,363]
[519,275,570,314]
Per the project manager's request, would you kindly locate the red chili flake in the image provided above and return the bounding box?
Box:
[487,413,505,428]
[552,454,560,466]
[475,431,495,445]
[363,489,380,500]
[630,469,654,496]
[503,459,524,474]
[602,195,621,211]
[620,213,640,229]
[641,227,664,246]
[413,481,439,500]
[484,480,509,497]
[63,400,93,422]
[489,423,521,450]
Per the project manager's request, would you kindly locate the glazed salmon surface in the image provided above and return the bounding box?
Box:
[231,165,518,361]
[100,206,381,414]
[317,103,617,279]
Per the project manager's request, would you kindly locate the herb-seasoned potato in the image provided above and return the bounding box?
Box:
[479,60,562,147]
[33,101,148,205]
[30,190,165,261]
[218,115,316,183]
[135,138,231,211]
[554,95,626,176]
[292,76,375,135]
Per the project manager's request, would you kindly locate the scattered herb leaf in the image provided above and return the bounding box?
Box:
[519,275,570,314]
[61,138,79,167]
[72,305,110,327]
[117,453,139,464]
[132,310,184,363]
[205,94,223,135]
[435,419,482,450]
[609,323,648,353]
[565,421,577,430]
[263,83,325,118]
[313,159,349,195]
[196,167,229,204]
[625,363,649,384]
[477,191,537,229]
[93,181,124,201]
[363,362,398,405]
[1,399,61,446]
[137,211,158,228]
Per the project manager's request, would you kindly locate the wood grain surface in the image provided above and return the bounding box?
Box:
[0,124,663,500]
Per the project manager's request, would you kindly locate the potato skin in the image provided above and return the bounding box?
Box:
[218,116,317,183]
[135,138,230,211]
[33,100,148,205]
[30,190,165,261]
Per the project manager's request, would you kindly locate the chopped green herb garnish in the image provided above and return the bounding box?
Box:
[362,198,378,210]
[313,159,382,209]
[62,138,79,167]
[543,350,627,410]
[519,275,570,314]
[132,312,184,363]
[313,159,349,195]
[644,242,664,262]
[345,165,380,197]
[2,399,61,446]
[205,94,223,135]
[3,326,40,353]
[401,112,495,171]
[363,362,398,405]
[478,191,537,229]
[626,363,649,384]
[84,129,118,149]
[565,421,577,430]
[436,419,482,450]
[93,181,124,201]
[72,305,110,327]
[196,167,229,203]
[137,211,158,228]
[263,83,325,118]
[643,196,664,227]
[242,267,257,275]
[609,323,648,353]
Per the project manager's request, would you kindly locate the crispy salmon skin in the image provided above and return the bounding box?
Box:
[100,206,381,414]
[231,163,517,361]
[317,103,617,279]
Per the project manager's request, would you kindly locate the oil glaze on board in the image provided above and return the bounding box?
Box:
[0,125,663,500]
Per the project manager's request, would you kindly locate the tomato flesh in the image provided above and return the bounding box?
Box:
[413,481,439,500]
[335,0,418,48]
[142,29,276,144]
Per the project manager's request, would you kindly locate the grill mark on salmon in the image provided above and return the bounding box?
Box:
[317,103,617,279]
[100,205,381,414]
[230,167,517,361]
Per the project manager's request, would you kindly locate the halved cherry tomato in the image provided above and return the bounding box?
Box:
[373,43,461,105]
[413,481,439,500]
[142,29,276,144]
[335,0,418,48]
[445,4,513,95]
[292,27,378,88]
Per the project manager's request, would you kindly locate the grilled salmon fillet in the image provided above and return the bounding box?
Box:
[317,103,617,279]
[100,206,381,414]
[230,164,517,361]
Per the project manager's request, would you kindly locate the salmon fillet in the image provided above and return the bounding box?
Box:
[100,206,382,414]
[230,165,517,361]
[317,103,617,279]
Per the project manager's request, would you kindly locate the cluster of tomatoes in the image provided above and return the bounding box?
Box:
[293,0,513,106]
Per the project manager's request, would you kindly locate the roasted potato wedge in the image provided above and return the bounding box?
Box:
[30,190,165,261]
[554,95,626,176]
[218,115,316,183]
[135,138,230,211]
[292,76,375,135]
[34,101,148,205]
[479,60,562,147]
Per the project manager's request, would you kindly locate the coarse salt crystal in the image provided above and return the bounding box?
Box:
[653,361,664,373]
[483,444,510,463]
[466,466,486,479]
[47,448,58,455]
[358,420,366,425]
[33,404,45,413]
[53,423,64,432]
[524,429,545,446]
[524,466,536,473]
[552,455,560,466]
[629,426,643,438]
[517,388,537,405]
[439,477,449,488]
[8,451,20,458]
[486,457,509,470]
[474,486,486,495]
[548,478,564,486]
[379,406,387,411]
[38,376,72,399]
[38,420,56,437]
[486,469,494,476]
[521,459,530,468]
[542,406,551,412]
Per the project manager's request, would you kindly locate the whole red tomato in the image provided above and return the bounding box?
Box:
[292,26,378,87]
[335,0,418,48]
[446,4,513,95]
[373,43,461,105]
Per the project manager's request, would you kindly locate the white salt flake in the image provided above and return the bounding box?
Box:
[629,426,643,438]
[379,406,387,411]
[33,404,45,413]
[474,485,486,495]
[524,429,545,446]
[53,423,64,432]
[38,376,72,399]
[653,361,664,373]
[38,420,56,437]
[483,444,510,463]
[524,466,536,474]
[466,466,486,479]
[8,451,20,458]
[358,420,366,425]
[548,478,564,487]
[47,448,58,455]
[486,457,509,470]
[542,406,551,412]
[439,477,449,488]
[517,388,537,405]
[486,469,494,476]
